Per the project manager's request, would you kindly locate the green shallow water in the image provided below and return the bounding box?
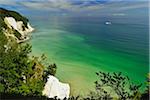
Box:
[30,16,149,95]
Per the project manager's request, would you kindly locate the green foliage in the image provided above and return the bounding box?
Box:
[47,64,57,76]
[43,63,57,83]
[68,96,80,100]
[0,17,7,29]
[13,30,22,39]
[84,72,143,100]
[0,29,57,96]
[0,8,58,96]
[140,73,150,99]
[67,72,148,100]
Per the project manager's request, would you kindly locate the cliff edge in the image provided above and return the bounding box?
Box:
[0,8,34,43]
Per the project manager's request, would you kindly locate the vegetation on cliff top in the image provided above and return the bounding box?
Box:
[0,8,28,27]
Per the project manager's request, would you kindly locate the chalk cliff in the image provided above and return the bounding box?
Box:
[0,8,34,43]
[42,75,70,99]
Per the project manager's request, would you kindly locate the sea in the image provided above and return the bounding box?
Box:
[28,9,149,95]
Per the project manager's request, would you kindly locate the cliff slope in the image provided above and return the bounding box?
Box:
[0,8,34,43]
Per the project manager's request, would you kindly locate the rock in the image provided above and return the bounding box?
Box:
[4,17,34,43]
[0,8,35,43]
[4,17,18,30]
[42,75,70,99]
[4,17,34,34]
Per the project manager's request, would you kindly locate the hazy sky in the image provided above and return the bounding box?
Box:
[0,0,148,16]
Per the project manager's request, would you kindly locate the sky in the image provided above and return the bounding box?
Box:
[0,0,149,16]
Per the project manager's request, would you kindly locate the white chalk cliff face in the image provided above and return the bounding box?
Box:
[4,17,34,43]
[42,75,70,99]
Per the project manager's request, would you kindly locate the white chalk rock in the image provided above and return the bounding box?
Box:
[42,75,70,99]
[4,17,34,42]
[27,23,34,32]
[4,17,34,33]
[4,17,18,30]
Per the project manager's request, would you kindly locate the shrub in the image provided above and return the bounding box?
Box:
[84,72,143,100]
[0,29,57,96]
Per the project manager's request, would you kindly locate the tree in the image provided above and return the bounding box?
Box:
[0,8,58,96]
[0,28,57,96]
[84,72,143,100]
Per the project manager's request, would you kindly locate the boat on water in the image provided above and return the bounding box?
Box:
[105,21,112,25]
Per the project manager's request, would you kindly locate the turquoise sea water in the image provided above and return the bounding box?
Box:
[30,15,148,95]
